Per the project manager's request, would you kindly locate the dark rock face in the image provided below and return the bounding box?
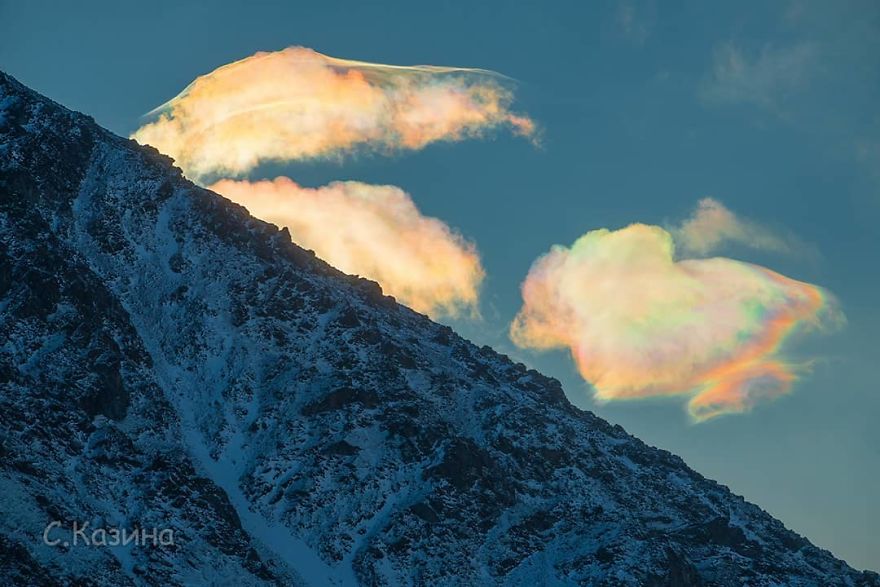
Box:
[0,71,876,586]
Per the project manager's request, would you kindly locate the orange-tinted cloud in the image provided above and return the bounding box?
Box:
[510,221,841,421]
[133,47,534,180]
[673,197,796,256]
[210,177,484,318]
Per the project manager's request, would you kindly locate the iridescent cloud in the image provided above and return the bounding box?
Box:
[210,177,484,318]
[510,218,841,421]
[133,47,534,180]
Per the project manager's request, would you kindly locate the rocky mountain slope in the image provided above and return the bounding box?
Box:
[0,70,876,586]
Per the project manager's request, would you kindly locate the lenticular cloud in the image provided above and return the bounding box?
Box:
[510,221,841,421]
[132,47,535,180]
[211,178,484,318]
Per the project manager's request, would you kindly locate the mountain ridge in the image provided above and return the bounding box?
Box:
[0,70,875,586]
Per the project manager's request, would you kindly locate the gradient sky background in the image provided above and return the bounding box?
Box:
[1,0,877,570]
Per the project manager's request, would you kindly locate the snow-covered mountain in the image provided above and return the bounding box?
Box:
[0,70,876,586]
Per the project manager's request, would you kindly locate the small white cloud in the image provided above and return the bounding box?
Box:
[671,198,802,257]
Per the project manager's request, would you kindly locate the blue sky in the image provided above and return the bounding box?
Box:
[1,0,877,570]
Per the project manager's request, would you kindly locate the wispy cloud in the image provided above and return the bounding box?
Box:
[671,197,801,257]
[210,177,484,318]
[133,47,534,181]
[511,207,842,421]
[700,1,880,188]
[615,0,656,46]
[855,138,880,186]
[700,41,818,115]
